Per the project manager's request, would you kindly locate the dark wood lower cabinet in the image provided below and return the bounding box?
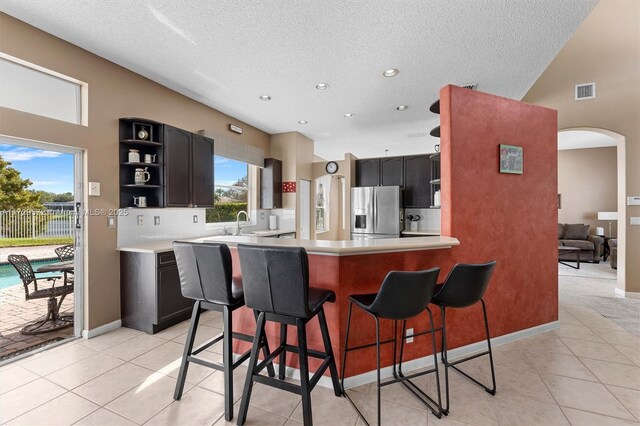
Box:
[120,250,192,334]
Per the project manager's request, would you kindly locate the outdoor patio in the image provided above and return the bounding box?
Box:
[0,245,74,361]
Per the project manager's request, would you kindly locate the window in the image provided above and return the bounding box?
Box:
[206,155,251,223]
[0,53,87,126]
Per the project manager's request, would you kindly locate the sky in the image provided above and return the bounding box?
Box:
[0,146,242,195]
[0,143,74,194]
[214,155,247,187]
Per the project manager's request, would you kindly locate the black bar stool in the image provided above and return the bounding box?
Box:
[236,244,341,426]
[431,261,497,415]
[172,242,275,422]
[341,268,443,425]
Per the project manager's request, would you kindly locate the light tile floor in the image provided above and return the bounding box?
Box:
[1,263,638,425]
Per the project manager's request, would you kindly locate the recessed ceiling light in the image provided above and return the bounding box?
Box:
[344,113,355,118]
[396,105,408,111]
[298,120,308,124]
[316,83,329,90]
[259,95,271,101]
[383,69,399,77]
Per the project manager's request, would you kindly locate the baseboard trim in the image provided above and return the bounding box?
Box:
[616,288,640,299]
[236,320,559,390]
[82,319,122,339]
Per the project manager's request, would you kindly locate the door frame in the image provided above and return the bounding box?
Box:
[0,134,86,338]
[299,179,311,240]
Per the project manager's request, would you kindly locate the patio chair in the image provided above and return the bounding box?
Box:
[54,244,74,262]
[54,244,75,285]
[7,254,74,335]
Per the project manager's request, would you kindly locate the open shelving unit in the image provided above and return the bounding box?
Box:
[119,118,165,208]
[429,100,441,208]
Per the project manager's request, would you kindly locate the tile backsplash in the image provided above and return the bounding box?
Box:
[404,208,440,233]
[117,208,207,246]
[117,208,297,246]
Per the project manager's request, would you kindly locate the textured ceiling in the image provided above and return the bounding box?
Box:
[1,0,598,160]
[558,130,617,150]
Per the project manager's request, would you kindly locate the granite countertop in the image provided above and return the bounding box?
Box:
[117,234,459,256]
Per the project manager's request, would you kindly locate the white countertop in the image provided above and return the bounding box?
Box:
[117,235,459,256]
[247,229,296,237]
[402,230,441,236]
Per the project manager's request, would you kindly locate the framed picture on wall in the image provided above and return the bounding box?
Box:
[499,144,523,174]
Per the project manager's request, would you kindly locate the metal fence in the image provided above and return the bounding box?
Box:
[0,210,76,239]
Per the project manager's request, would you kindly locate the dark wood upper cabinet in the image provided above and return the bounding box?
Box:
[191,134,214,207]
[403,155,432,208]
[164,125,191,207]
[380,157,404,186]
[165,126,214,207]
[356,159,381,187]
[354,153,437,208]
[261,158,282,209]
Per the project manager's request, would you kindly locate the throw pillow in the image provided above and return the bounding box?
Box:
[563,223,589,240]
[558,223,565,239]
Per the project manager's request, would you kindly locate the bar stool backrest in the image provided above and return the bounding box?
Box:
[237,244,310,318]
[369,268,440,319]
[173,241,237,305]
[435,261,497,308]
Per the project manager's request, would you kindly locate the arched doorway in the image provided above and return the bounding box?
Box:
[558,127,626,295]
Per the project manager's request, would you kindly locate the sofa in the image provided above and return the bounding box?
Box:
[558,223,604,263]
[610,239,617,269]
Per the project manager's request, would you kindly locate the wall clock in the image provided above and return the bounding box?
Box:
[325,161,339,174]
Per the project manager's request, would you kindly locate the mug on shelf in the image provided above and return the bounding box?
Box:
[134,167,151,185]
[128,149,140,163]
[133,196,147,208]
[144,154,156,164]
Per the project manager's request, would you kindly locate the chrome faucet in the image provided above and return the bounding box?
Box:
[235,210,249,235]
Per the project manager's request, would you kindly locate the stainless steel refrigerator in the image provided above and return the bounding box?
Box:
[351,186,404,239]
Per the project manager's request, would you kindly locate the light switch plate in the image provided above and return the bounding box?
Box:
[630,217,640,225]
[88,182,100,196]
[154,216,160,226]
[628,196,640,206]
[193,215,198,223]
[107,216,115,228]
[137,215,144,226]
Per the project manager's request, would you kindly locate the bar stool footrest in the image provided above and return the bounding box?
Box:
[450,363,495,394]
[397,376,443,418]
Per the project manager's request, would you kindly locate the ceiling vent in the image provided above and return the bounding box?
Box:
[460,83,477,90]
[575,82,596,100]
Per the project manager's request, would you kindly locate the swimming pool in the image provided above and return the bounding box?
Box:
[0,259,63,290]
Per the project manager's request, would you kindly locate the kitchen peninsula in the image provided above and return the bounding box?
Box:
[118,234,460,378]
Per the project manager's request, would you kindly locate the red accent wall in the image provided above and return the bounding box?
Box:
[440,84,558,345]
[232,86,558,377]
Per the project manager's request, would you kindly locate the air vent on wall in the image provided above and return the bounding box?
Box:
[575,82,596,100]
[461,83,477,90]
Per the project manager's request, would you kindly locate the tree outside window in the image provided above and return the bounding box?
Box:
[207,156,250,223]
